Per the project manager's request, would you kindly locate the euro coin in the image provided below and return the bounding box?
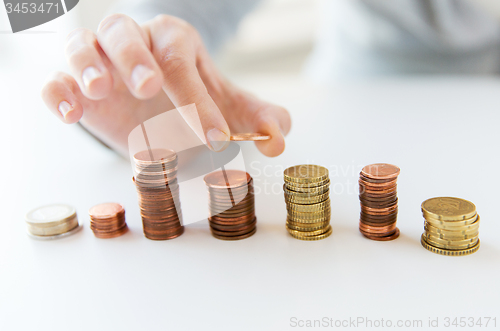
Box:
[284,165,329,184]
[25,204,81,239]
[421,235,480,256]
[421,197,476,221]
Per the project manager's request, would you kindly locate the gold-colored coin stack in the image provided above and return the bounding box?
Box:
[284,165,332,240]
[421,197,480,256]
[133,148,184,240]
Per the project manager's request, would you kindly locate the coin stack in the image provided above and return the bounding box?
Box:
[133,148,184,240]
[89,203,128,238]
[204,170,257,240]
[284,165,332,241]
[25,204,81,240]
[421,197,480,256]
[358,163,400,241]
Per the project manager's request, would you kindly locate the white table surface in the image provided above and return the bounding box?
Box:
[1,31,500,330]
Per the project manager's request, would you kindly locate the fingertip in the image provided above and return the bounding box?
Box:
[58,100,83,124]
[41,72,85,124]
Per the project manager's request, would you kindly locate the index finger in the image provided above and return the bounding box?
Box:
[146,15,231,152]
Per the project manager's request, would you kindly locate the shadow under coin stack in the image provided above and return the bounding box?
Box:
[25,204,81,240]
[421,197,480,256]
[204,170,257,240]
[133,148,184,240]
[358,163,400,241]
[89,203,128,238]
[284,165,332,241]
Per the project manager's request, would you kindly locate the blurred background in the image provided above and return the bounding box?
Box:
[0,0,320,79]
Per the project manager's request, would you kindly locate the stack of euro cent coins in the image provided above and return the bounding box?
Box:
[358,163,400,241]
[284,165,332,241]
[89,203,128,238]
[133,148,184,240]
[421,197,480,256]
[204,170,257,240]
[25,204,81,239]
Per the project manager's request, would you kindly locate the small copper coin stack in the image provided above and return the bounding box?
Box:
[133,148,184,240]
[358,163,400,241]
[89,203,128,238]
[204,170,257,240]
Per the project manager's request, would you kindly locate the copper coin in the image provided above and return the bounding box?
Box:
[360,211,398,220]
[89,203,128,239]
[359,177,398,187]
[210,222,257,236]
[360,217,398,225]
[204,170,251,189]
[359,198,398,209]
[359,185,397,194]
[134,148,177,163]
[89,203,124,219]
[143,225,184,233]
[359,227,397,238]
[210,185,254,194]
[209,195,254,207]
[359,195,397,203]
[209,203,255,214]
[359,222,396,233]
[211,227,257,241]
[209,213,256,225]
[360,219,397,227]
[211,208,255,219]
[359,174,395,184]
[230,133,271,141]
[210,188,254,197]
[93,225,129,239]
[361,163,400,180]
[210,218,257,231]
[361,228,400,241]
[359,227,397,237]
[144,226,184,240]
[360,208,398,217]
[359,190,397,198]
[209,217,256,226]
[210,203,254,214]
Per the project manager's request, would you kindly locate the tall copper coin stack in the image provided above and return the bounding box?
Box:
[358,163,400,241]
[89,203,128,238]
[204,170,257,240]
[133,148,184,240]
[420,197,480,256]
[284,165,332,241]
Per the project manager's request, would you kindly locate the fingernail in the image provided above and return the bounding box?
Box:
[58,101,73,119]
[207,128,230,152]
[82,66,102,89]
[131,64,155,91]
